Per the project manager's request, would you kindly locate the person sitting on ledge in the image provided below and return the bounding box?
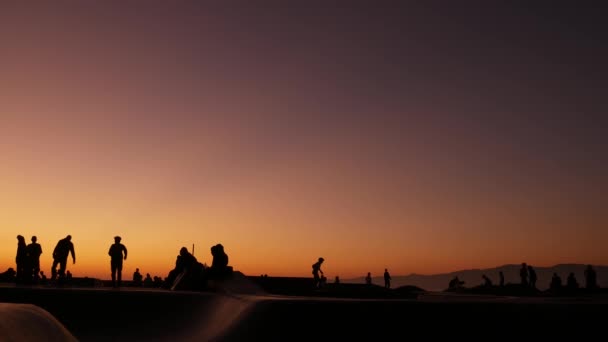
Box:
[0,268,16,282]
[208,244,233,279]
[164,247,207,291]
[448,276,465,290]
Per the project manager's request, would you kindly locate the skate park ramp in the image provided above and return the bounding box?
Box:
[0,303,78,342]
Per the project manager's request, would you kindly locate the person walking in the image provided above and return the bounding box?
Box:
[108,236,128,287]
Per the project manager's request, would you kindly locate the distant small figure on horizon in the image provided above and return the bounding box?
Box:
[108,236,128,287]
[567,272,579,290]
[482,274,493,287]
[528,265,537,289]
[51,235,75,281]
[365,272,372,285]
[519,263,528,287]
[384,269,391,289]
[335,276,340,284]
[584,265,598,290]
[312,257,324,289]
[550,273,562,291]
[133,268,143,287]
[449,276,465,290]
[15,235,28,284]
[499,271,505,287]
[26,236,43,283]
[144,273,153,287]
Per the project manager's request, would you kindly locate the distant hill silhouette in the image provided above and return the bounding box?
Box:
[345,264,607,291]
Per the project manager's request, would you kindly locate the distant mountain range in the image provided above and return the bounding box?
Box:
[345,264,607,291]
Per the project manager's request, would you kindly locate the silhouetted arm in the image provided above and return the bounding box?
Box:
[70,244,76,264]
[123,245,127,260]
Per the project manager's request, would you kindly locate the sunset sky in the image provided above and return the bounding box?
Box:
[1,2,606,281]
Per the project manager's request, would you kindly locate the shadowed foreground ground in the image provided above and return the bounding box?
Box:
[1,281,607,341]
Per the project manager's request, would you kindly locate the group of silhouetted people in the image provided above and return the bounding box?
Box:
[550,265,598,292]
[9,233,234,291]
[163,243,233,291]
[311,258,393,290]
[14,234,74,284]
[449,263,601,293]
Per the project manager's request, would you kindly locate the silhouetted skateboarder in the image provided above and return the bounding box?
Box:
[108,236,128,287]
[312,257,324,289]
[51,235,75,281]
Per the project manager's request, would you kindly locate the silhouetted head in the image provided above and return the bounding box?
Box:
[180,247,189,256]
[385,268,388,272]
[17,235,25,243]
[31,236,37,242]
[521,263,527,267]
[215,244,224,252]
[318,257,324,262]
[114,236,121,243]
[66,235,72,241]
[528,265,533,270]
[136,268,139,272]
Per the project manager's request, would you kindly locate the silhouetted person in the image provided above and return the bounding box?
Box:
[482,274,493,287]
[165,247,204,290]
[312,257,324,289]
[209,243,232,278]
[335,276,340,284]
[567,272,579,290]
[16,235,28,284]
[365,272,372,285]
[0,268,17,282]
[384,269,391,289]
[133,268,143,287]
[550,273,562,291]
[51,235,75,281]
[108,236,128,287]
[584,265,598,290]
[519,263,528,287]
[449,276,465,289]
[144,273,153,287]
[26,236,43,283]
[527,265,537,289]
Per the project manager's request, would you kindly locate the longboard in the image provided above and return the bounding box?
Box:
[170,271,187,291]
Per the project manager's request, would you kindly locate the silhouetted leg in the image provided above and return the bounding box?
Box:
[111,264,117,287]
[58,260,67,279]
[117,264,122,287]
[51,259,60,280]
